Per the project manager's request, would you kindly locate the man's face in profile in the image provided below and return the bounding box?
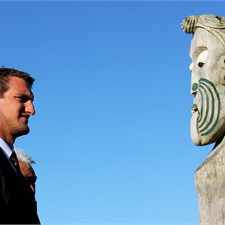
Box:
[189,28,225,145]
[0,76,35,140]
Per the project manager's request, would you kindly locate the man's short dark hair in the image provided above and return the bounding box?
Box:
[0,68,34,96]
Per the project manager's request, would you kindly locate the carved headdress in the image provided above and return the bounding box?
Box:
[181,14,225,47]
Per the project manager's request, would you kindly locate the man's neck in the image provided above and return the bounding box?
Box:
[0,133,14,147]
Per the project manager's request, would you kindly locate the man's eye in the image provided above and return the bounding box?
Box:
[17,97,27,103]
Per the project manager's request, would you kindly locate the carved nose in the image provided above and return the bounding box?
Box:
[191,82,198,96]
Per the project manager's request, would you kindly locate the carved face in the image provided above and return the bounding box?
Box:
[190,28,225,145]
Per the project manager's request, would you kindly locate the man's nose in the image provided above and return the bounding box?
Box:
[25,101,36,116]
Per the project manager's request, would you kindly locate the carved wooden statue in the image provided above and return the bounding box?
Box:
[182,14,225,225]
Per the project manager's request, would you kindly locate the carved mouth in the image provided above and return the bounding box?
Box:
[192,104,198,114]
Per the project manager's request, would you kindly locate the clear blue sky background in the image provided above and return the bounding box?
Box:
[0,2,224,225]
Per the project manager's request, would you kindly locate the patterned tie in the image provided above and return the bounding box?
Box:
[9,151,21,173]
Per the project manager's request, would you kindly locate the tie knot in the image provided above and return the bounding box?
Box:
[10,151,19,167]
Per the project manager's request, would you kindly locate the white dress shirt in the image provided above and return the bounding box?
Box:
[0,138,13,159]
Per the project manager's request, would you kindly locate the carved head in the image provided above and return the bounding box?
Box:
[182,15,225,145]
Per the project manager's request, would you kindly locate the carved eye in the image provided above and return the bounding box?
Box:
[197,50,208,68]
[198,62,204,68]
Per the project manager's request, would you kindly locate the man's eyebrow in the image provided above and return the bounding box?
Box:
[15,93,34,101]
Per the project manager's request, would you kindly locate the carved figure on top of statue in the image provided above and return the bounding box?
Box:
[182,14,225,146]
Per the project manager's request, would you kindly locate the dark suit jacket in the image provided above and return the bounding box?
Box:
[0,148,40,224]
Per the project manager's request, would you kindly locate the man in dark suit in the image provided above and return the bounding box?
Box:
[0,68,40,224]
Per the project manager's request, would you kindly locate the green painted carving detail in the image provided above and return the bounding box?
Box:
[198,85,209,128]
[192,83,198,91]
[198,82,213,130]
[201,85,220,135]
[197,78,220,136]
[197,88,204,122]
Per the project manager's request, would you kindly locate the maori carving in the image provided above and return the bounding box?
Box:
[196,78,220,136]
[181,14,225,146]
[182,15,225,225]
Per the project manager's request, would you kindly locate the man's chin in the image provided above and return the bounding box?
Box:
[15,126,30,137]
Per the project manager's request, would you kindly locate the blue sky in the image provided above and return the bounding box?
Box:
[0,2,224,225]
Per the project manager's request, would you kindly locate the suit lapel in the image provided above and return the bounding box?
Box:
[0,147,18,176]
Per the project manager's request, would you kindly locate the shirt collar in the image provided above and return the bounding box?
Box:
[0,138,13,159]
